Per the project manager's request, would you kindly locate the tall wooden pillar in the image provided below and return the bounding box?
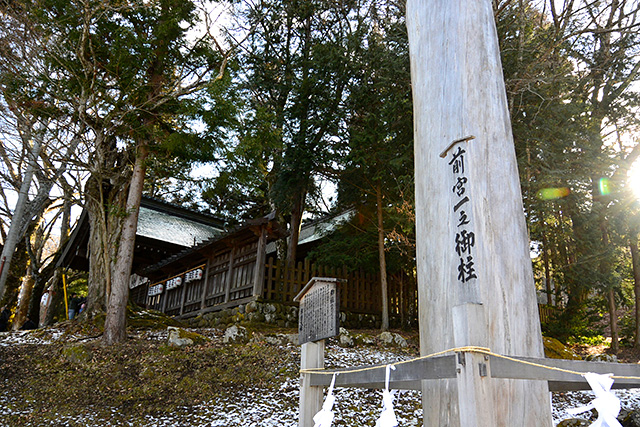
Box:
[406,0,552,425]
[253,227,268,298]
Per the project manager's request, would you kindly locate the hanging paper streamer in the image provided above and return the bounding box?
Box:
[375,365,398,427]
[566,372,622,427]
[313,373,337,427]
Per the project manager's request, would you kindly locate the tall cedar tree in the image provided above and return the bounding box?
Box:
[322,2,414,330]
[497,1,640,349]
[216,0,357,264]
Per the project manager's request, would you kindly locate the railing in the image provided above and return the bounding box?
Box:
[144,239,261,317]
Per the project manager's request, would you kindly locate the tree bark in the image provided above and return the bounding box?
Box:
[377,183,389,331]
[102,144,149,345]
[540,216,553,306]
[286,190,305,268]
[42,270,63,326]
[12,263,34,330]
[84,138,129,321]
[608,287,619,354]
[0,119,82,303]
[399,273,405,329]
[38,185,73,325]
[631,239,640,348]
[85,177,120,319]
[629,239,640,348]
[0,135,43,301]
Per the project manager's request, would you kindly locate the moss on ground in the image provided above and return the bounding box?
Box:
[543,336,582,360]
[175,328,209,344]
[127,308,184,330]
[0,335,298,425]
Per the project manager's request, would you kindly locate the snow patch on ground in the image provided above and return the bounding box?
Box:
[1,329,639,426]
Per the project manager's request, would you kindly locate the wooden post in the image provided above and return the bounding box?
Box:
[252,227,267,298]
[179,280,187,316]
[406,0,552,425]
[453,303,496,426]
[299,340,324,427]
[201,259,211,309]
[225,246,236,303]
[159,281,168,313]
[296,278,342,427]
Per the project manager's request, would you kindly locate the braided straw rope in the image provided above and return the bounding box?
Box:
[299,346,640,381]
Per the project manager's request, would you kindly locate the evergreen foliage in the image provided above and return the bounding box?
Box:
[1,0,640,347]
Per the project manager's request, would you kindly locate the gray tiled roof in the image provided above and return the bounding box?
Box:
[266,209,354,254]
[137,206,223,247]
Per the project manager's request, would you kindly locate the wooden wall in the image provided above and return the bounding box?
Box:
[139,252,552,330]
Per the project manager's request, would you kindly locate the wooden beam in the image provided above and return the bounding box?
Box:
[305,352,640,393]
[179,279,187,316]
[489,355,640,391]
[307,355,457,390]
[200,259,211,310]
[175,295,257,320]
[224,246,236,304]
[299,341,325,427]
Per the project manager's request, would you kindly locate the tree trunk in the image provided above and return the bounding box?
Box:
[0,237,29,308]
[86,191,112,318]
[28,253,61,326]
[39,186,73,326]
[631,239,640,348]
[377,183,389,331]
[0,135,43,301]
[28,269,45,325]
[286,190,305,268]
[608,287,619,354]
[399,273,405,328]
[42,270,63,326]
[102,144,149,345]
[0,122,81,303]
[85,171,127,319]
[12,263,34,330]
[599,217,618,353]
[540,216,553,306]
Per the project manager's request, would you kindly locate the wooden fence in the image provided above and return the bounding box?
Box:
[263,257,417,318]
[538,304,558,324]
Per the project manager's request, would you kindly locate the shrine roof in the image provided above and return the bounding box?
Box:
[137,206,223,247]
[266,209,354,255]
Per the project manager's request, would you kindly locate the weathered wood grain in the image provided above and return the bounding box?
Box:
[299,341,325,427]
[406,0,552,424]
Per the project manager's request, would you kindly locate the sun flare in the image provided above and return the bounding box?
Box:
[628,161,640,200]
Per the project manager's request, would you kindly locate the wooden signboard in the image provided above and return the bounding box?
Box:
[295,277,343,427]
[406,0,553,425]
[294,277,341,345]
